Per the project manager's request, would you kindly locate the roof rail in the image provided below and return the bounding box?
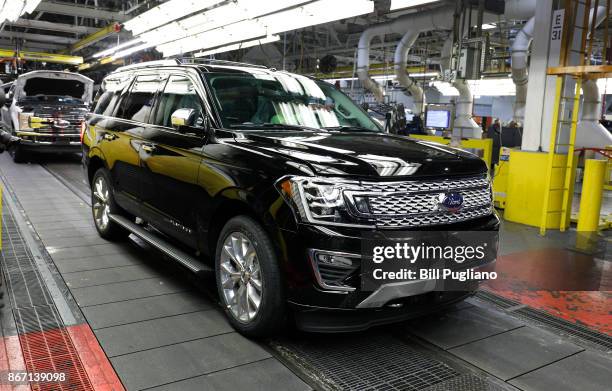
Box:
[115,59,180,72]
[176,58,268,69]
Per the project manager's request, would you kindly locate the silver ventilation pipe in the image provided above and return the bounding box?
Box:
[394,31,425,114]
[577,6,612,148]
[357,6,454,102]
[511,17,535,123]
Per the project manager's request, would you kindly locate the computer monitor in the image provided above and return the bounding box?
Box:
[425,109,451,129]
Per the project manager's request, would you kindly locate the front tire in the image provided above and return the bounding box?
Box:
[91,168,130,241]
[9,144,28,163]
[215,216,286,337]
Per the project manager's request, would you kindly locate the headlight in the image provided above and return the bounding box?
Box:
[18,112,33,130]
[277,176,375,227]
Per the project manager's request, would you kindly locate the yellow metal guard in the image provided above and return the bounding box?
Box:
[577,159,607,231]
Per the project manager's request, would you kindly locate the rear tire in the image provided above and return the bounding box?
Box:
[91,168,131,241]
[215,216,286,338]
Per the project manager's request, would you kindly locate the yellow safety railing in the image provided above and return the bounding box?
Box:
[408,134,493,169]
[605,145,612,191]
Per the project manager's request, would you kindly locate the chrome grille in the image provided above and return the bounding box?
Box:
[32,111,85,134]
[347,175,492,228]
[369,188,491,216]
[375,206,492,228]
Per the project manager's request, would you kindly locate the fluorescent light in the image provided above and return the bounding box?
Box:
[408,72,440,78]
[123,0,222,36]
[0,0,41,23]
[468,78,516,96]
[262,0,374,35]
[390,0,441,11]
[93,38,142,58]
[159,0,374,57]
[123,0,373,59]
[194,35,280,57]
[431,79,516,97]
[481,23,496,30]
[111,42,156,60]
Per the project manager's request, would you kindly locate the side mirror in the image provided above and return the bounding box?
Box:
[170,108,213,140]
[170,108,197,128]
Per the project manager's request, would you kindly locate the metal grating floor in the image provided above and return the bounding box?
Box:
[476,290,612,351]
[421,374,507,391]
[271,334,461,391]
[1,200,94,391]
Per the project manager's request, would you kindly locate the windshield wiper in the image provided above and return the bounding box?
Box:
[229,123,323,131]
[323,125,376,132]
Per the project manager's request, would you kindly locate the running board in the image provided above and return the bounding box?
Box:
[109,214,213,275]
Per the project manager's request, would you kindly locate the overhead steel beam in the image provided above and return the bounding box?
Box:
[0,31,77,45]
[0,38,66,51]
[6,19,98,35]
[0,49,83,65]
[36,1,129,22]
[63,23,122,53]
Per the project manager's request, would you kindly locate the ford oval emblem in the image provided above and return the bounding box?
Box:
[437,192,464,213]
[53,119,71,129]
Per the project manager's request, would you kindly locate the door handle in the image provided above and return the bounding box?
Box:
[141,144,156,153]
[103,133,117,141]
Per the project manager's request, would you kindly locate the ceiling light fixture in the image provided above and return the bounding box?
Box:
[389,0,442,11]
[0,0,41,23]
[93,38,142,58]
[122,0,222,36]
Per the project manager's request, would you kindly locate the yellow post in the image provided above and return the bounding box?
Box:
[577,159,606,232]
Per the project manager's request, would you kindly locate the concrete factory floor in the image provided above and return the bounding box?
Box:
[1,153,610,391]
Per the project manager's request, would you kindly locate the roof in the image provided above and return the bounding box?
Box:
[114,58,269,74]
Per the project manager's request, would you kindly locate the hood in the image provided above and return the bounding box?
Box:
[14,71,94,104]
[232,131,487,178]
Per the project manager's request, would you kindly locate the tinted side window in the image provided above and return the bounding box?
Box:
[118,75,162,123]
[99,75,131,117]
[153,75,203,127]
[93,91,113,114]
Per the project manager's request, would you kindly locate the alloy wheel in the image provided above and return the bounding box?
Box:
[219,232,263,323]
[92,176,111,230]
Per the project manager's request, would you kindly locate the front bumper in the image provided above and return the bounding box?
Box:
[280,213,500,311]
[16,138,81,154]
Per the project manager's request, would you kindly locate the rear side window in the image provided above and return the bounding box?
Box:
[96,75,130,116]
[117,74,163,122]
[93,91,113,114]
[152,74,203,127]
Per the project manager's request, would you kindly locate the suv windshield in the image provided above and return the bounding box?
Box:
[205,71,381,132]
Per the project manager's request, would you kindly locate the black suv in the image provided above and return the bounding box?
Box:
[83,59,498,337]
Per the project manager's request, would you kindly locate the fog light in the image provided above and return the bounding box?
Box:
[316,252,354,268]
[309,249,360,292]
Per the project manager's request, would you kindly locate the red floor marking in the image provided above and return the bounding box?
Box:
[66,324,124,391]
[484,289,612,336]
[0,334,29,391]
[485,248,612,336]
[1,324,124,391]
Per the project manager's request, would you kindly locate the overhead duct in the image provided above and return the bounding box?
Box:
[577,79,612,148]
[439,36,481,139]
[452,79,482,139]
[357,6,454,102]
[394,31,426,115]
[504,0,537,20]
[577,6,612,148]
[511,16,535,123]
